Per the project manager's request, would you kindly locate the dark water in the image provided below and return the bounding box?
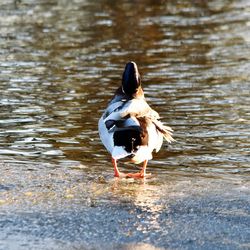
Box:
[0,0,249,249]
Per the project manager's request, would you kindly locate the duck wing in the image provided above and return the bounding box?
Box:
[119,98,174,143]
[151,119,174,143]
[103,98,174,145]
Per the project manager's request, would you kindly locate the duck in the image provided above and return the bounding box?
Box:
[98,61,174,178]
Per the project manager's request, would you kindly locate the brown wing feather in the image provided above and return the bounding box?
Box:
[152,119,174,143]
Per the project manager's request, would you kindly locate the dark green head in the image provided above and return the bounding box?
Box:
[122,61,141,96]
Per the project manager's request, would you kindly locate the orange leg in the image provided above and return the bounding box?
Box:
[112,158,128,178]
[112,157,120,177]
[126,160,151,179]
[112,158,151,179]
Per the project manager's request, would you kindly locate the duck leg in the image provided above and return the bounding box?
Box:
[112,158,128,178]
[126,160,151,178]
[112,158,151,178]
[112,157,120,177]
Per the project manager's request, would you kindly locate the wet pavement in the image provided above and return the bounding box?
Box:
[0,162,249,249]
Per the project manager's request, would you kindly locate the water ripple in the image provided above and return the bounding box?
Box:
[0,0,249,180]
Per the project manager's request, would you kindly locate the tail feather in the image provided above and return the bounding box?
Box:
[153,120,174,143]
[113,126,147,153]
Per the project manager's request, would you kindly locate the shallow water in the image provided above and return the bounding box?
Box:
[0,0,250,249]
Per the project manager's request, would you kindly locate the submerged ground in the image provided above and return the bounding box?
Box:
[0,0,250,249]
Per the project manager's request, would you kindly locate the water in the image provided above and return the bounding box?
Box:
[0,0,249,249]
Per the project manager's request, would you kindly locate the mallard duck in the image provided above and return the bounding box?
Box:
[98,62,174,178]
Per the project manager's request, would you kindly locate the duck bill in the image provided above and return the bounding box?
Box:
[122,61,141,96]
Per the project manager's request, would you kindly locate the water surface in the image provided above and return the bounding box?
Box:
[0,0,249,249]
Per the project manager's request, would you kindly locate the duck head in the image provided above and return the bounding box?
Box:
[122,61,141,96]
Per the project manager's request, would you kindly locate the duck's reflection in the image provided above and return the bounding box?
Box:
[109,177,167,232]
